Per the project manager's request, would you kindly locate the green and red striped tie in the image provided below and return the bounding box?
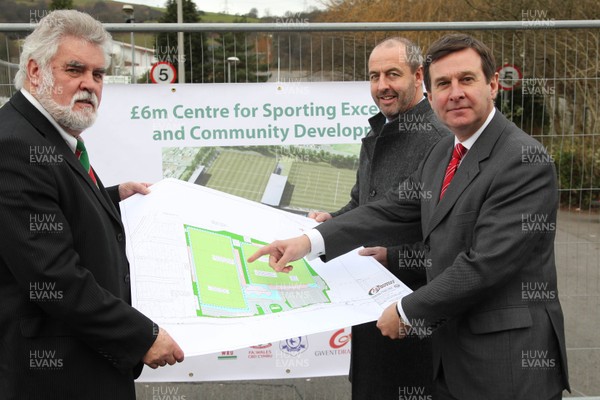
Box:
[75,139,98,187]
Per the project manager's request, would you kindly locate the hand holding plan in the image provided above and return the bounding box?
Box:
[143,327,185,369]
[247,235,312,273]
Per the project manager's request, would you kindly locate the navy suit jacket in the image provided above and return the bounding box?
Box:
[0,91,156,400]
[316,110,570,399]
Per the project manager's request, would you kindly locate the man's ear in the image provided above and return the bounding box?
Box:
[26,59,42,88]
[489,72,499,101]
[414,65,424,88]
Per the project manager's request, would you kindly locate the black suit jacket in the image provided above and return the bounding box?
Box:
[0,91,156,400]
[316,110,570,399]
[330,102,448,399]
[331,100,450,274]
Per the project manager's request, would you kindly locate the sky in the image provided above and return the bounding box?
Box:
[115,0,327,17]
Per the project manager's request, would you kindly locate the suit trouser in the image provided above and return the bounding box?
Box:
[435,367,563,400]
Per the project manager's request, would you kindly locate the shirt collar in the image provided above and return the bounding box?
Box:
[21,89,79,153]
[454,107,496,150]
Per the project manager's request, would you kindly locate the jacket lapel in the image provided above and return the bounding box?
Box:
[423,111,509,238]
[11,91,122,225]
[361,112,387,161]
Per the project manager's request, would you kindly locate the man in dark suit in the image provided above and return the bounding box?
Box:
[0,10,183,400]
[308,37,449,399]
[249,34,569,399]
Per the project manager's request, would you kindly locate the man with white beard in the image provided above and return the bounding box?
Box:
[0,10,183,400]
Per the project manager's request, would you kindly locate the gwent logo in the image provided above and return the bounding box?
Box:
[368,280,395,295]
[329,329,351,349]
[313,329,351,356]
[29,350,63,369]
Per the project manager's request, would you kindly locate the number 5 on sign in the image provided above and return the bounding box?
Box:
[150,62,177,84]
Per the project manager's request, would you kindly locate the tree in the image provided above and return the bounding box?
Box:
[154,0,201,83]
[50,0,73,10]
[155,5,268,83]
[200,17,270,83]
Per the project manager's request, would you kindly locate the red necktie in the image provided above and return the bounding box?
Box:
[440,143,467,200]
[75,139,98,187]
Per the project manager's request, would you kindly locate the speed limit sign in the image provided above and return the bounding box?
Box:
[496,64,522,91]
[150,62,177,84]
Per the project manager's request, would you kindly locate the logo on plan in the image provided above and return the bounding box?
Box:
[279,337,308,356]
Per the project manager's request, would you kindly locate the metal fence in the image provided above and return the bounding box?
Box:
[1,21,600,398]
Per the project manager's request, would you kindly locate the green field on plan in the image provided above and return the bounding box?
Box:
[185,225,331,318]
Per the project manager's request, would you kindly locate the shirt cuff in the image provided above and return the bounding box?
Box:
[304,229,325,260]
[396,297,411,326]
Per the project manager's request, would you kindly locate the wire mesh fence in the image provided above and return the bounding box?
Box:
[1,21,599,397]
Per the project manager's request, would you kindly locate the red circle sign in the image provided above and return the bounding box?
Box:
[497,64,522,91]
[150,62,177,84]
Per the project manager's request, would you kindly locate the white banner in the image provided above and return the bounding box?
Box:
[140,328,352,382]
[85,82,377,382]
[86,82,374,186]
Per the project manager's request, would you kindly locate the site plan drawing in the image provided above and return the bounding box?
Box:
[121,179,412,356]
[184,225,330,318]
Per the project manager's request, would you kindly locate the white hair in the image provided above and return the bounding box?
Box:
[14,10,112,90]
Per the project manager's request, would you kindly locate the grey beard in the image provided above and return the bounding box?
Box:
[42,96,98,132]
[35,70,99,132]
